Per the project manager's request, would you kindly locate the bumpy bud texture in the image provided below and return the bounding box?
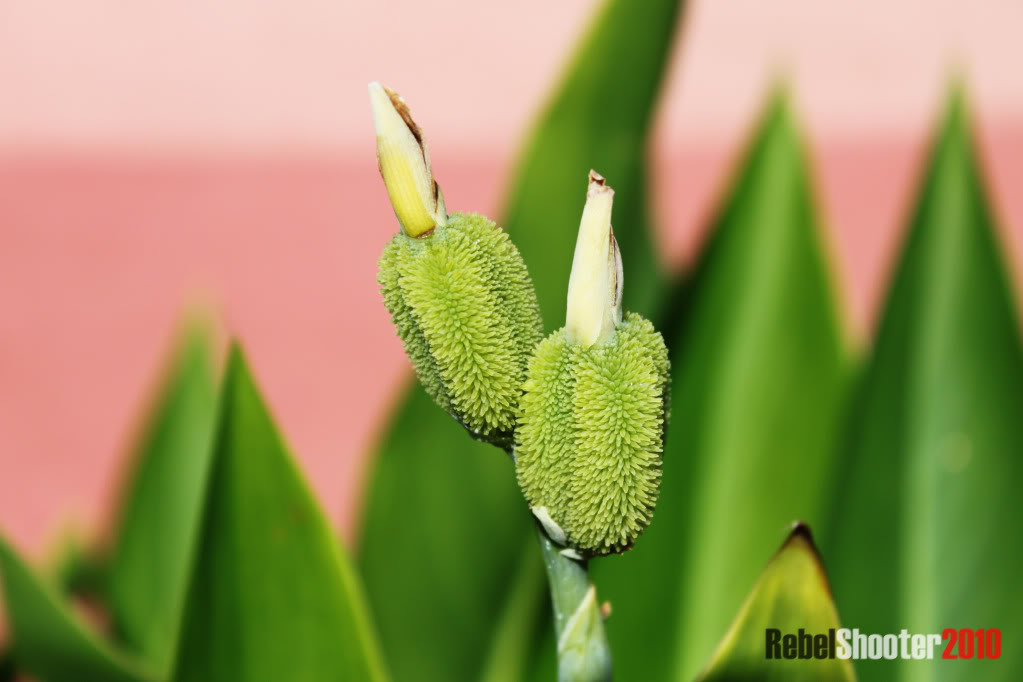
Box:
[379,212,544,441]
[516,313,669,554]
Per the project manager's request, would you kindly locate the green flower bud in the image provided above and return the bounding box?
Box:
[372,86,543,443]
[379,213,544,442]
[516,172,670,555]
[374,89,548,447]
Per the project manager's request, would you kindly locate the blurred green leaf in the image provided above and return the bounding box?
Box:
[592,93,850,680]
[696,524,856,682]
[0,536,153,682]
[108,327,217,673]
[172,347,388,682]
[525,630,557,682]
[477,543,547,682]
[357,0,683,679]
[502,0,682,326]
[51,530,110,602]
[826,91,1023,681]
[357,391,529,682]
[0,648,13,682]
[0,329,215,682]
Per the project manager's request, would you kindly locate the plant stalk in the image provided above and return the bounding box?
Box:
[534,525,612,682]
[504,446,612,680]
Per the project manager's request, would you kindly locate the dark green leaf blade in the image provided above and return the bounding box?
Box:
[696,524,857,682]
[477,539,547,682]
[357,389,530,682]
[0,647,12,682]
[502,0,682,326]
[172,347,388,682]
[826,90,1023,681]
[108,326,217,672]
[592,93,850,681]
[357,0,684,679]
[0,536,153,682]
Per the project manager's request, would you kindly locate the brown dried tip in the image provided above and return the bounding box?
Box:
[383,86,425,148]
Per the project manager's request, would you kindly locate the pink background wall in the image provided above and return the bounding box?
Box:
[1,0,1022,596]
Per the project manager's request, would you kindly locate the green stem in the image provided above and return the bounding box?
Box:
[504,446,612,680]
[535,525,612,682]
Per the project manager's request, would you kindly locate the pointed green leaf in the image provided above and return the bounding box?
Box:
[172,347,388,682]
[525,630,557,682]
[592,93,850,680]
[357,389,530,682]
[0,648,13,682]
[696,524,857,682]
[357,0,684,679]
[477,541,547,682]
[108,327,217,672]
[502,0,682,325]
[0,328,214,682]
[50,529,109,601]
[826,91,1023,682]
[0,536,153,682]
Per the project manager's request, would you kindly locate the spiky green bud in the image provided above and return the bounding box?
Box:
[379,212,544,442]
[515,172,670,555]
[516,314,668,554]
[372,84,543,442]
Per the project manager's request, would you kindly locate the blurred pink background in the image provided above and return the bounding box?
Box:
[1,0,1022,590]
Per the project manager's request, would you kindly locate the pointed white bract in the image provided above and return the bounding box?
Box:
[565,171,623,347]
[369,82,447,237]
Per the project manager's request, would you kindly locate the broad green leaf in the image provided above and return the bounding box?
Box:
[0,536,153,682]
[696,524,856,682]
[0,647,13,681]
[50,530,109,601]
[108,327,217,672]
[825,91,1023,682]
[591,93,850,681]
[477,542,547,682]
[357,0,683,679]
[0,329,213,682]
[357,390,530,682]
[172,347,388,682]
[525,630,557,682]
[502,0,681,326]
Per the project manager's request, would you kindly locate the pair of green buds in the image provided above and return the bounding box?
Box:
[371,83,669,556]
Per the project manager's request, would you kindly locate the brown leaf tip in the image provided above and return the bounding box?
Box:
[780,521,836,599]
[779,521,826,567]
[785,520,816,548]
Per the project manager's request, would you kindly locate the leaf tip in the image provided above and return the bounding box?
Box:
[0,533,17,574]
[224,341,250,383]
[765,74,793,108]
[781,520,815,549]
[940,78,972,137]
[750,81,804,157]
[779,521,835,598]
